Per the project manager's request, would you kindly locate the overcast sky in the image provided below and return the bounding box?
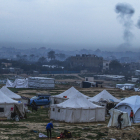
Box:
[0,0,140,51]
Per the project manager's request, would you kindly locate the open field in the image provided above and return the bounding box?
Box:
[1,74,140,139]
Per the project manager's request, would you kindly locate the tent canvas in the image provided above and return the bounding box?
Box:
[107,108,131,128]
[50,94,105,123]
[51,86,90,104]
[0,86,21,100]
[89,90,120,103]
[115,95,140,123]
[0,90,24,118]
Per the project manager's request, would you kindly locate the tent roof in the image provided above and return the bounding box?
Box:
[55,94,103,109]
[0,90,18,104]
[0,86,21,100]
[89,90,120,103]
[115,95,140,114]
[53,86,90,99]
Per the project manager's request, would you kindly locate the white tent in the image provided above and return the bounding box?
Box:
[0,90,24,118]
[0,86,28,111]
[89,90,120,103]
[50,94,105,123]
[115,95,140,123]
[0,86,21,100]
[51,86,90,104]
[107,109,131,127]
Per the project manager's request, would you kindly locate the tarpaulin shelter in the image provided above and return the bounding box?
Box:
[107,109,131,127]
[50,94,105,123]
[115,95,140,123]
[6,78,28,88]
[51,86,90,104]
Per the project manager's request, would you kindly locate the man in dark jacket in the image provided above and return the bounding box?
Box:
[46,121,53,138]
[118,113,123,129]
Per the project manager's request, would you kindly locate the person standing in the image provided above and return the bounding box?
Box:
[118,113,123,129]
[46,121,53,138]
[130,110,134,123]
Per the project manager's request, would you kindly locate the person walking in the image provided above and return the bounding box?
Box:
[46,121,53,138]
[130,110,135,123]
[118,113,123,129]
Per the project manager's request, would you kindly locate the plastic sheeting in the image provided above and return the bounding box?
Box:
[107,109,131,127]
[6,78,28,88]
[28,77,55,89]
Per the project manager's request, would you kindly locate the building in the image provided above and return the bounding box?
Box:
[103,60,110,71]
[70,54,103,70]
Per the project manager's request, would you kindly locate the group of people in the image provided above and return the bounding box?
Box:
[117,110,134,129]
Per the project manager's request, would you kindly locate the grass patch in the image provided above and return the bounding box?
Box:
[0,124,27,128]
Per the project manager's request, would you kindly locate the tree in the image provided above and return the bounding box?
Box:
[48,51,55,60]
[38,57,46,64]
[109,60,122,74]
[30,54,35,62]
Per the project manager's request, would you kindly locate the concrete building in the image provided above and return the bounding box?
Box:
[103,60,110,71]
[70,54,103,69]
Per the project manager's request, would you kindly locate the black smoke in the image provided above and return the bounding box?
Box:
[115,3,135,43]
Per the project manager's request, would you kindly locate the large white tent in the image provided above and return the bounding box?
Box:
[0,86,21,100]
[51,86,90,104]
[0,86,28,111]
[50,94,105,123]
[0,90,25,118]
[89,90,120,103]
[115,95,140,123]
[108,109,131,128]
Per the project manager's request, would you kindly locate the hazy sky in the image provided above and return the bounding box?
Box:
[0,0,140,51]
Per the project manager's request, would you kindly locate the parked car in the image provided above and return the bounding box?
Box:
[30,94,51,106]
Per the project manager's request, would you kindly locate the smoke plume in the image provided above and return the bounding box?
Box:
[115,3,135,43]
[137,18,140,29]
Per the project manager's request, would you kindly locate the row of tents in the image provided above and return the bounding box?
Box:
[0,86,28,119]
[50,87,140,125]
[50,87,120,123]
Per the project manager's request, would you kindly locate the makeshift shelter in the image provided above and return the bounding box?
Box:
[28,77,55,89]
[50,94,105,123]
[0,86,29,111]
[107,109,131,127]
[6,78,28,88]
[0,90,25,119]
[6,79,14,88]
[51,87,90,104]
[115,95,140,123]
